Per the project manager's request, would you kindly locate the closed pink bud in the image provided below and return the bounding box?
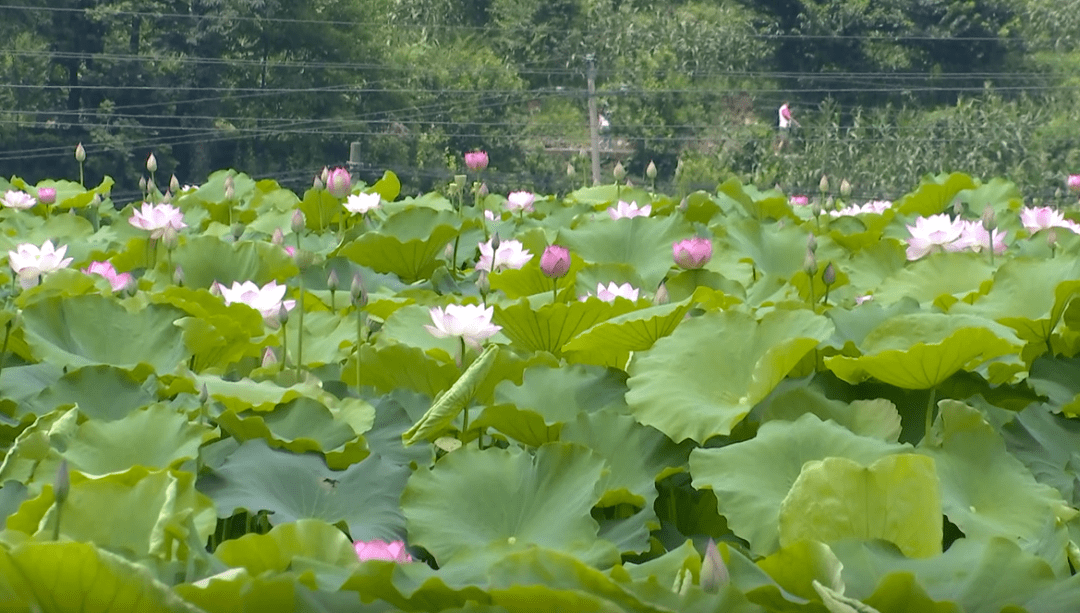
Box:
[464,151,488,172]
[37,187,56,206]
[540,245,571,279]
[327,167,352,199]
[672,237,712,270]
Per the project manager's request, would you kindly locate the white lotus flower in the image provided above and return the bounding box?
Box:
[2,190,36,211]
[506,191,535,214]
[593,282,639,303]
[8,240,73,288]
[344,192,381,215]
[607,200,651,220]
[476,238,532,273]
[129,202,187,240]
[425,303,501,350]
[905,214,964,261]
[216,280,296,326]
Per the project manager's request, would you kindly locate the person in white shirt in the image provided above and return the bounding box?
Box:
[775,102,800,152]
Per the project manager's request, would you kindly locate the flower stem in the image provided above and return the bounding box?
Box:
[355,307,364,388]
[280,320,288,371]
[0,318,11,381]
[552,277,558,303]
[296,276,305,378]
[988,229,995,267]
[924,387,937,445]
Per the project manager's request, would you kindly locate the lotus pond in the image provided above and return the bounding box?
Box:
[0,165,1079,612]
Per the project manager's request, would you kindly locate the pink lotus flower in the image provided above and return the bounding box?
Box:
[540,245,571,279]
[464,151,488,172]
[8,240,73,288]
[37,187,56,206]
[1019,206,1080,235]
[344,192,380,215]
[905,214,964,260]
[1067,175,1080,191]
[484,209,497,221]
[326,167,352,199]
[82,261,134,292]
[2,190,36,211]
[506,191,535,214]
[593,282,639,303]
[216,280,296,326]
[789,195,809,207]
[672,237,712,270]
[354,540,413,563]
[946,220,1007,254]
[425,303,501,349]
[607,200,651,220]
[476,238,532,273]
[129,202,187,240]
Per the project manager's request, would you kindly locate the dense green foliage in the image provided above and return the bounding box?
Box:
[1,0,1078,200]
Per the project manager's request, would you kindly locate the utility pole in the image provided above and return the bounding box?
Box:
[587,54,601,186]
[349,142,362,173]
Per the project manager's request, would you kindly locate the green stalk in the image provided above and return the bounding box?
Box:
[280,319,288,371]
[0,319,11,381]
[296,276,304,378]
[552,277,559,303]
[356,308,364,388]
[924,387,937,445]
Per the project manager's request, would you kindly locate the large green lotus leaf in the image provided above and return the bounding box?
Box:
[172,235,298,289]
[716,218,809,279]
[12,269,100,310]
[470,404,561,447]
[30,364,156,420]
[343,344,460,399]
[62,404,215,476]
[755,540,845,602]
[486,547,763,613]
[1001,404,1080,507]
[919,400,1076,547]
[493,296,639,357]
[151,286,265,371]
[0,540,205,613]
[761,386,902,442]
[870,252,993,307]
[560,411,691,509]
[216,396,372,469]
[626,308,834,443]
[338,208,461,282]
[717,178,793,222]
[489,251,585,300]
[1025,355,1080,416]
[842,241,908,298]
[198,439,409,541]
[824,313,1023,389]
[174,568,299,613]
[299,186,344,232]
[0,407,79,491]
[951,257,1080,344]
[861,573,958,613]
[825,296,922,352]
[214,519,358,577]
[562,299,693,368]
[559,213,691,290]
[492,362,628,425]
[9,467,215,563]
[689,414,906,555]
[191,374,330,413]
[831,537,1076,613]
[953,177,1023,216]
[282,310,357,367]
[21,295,189,372]
[778,455,942,558]
[403,345,499,445]
[894,172,977,217]
[402,443,617,567]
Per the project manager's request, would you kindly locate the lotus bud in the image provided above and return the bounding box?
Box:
[653,281,669,306]
[173,265,185,286]
[807,232,817,252]
[464,151,488,172]
[491,232,501,251]
[566,162,575,177]
[231,222,245,241]
[672,237,713,270]
[804,249,818,276]
[209,281,222,298]
[199,383,209,404]
[540,245,571,279]
[952,200,963,216]
[1068,175,1080,192]
[700,539,729,593]
[162,227,179,250]
[291,210,306,234]
[822,262,836,286]
[327,269,340,292]
[476,269,490,295]
[293,249,316,270]
[139,176,147,194]
[146,152,157,173]
[981,206,997,232]
[613,161,626,181]
[224,175,235,201]
[675,159,684,178]
[326,167,352,199]
[262,346,277,367]
[1048,228,1059,249]
[37,187,56,206]
[321,166,330,185]
[819,175,829,194]
[478,182,489,199]
[170,174,180,194]
[271,228,284,246]
[54,459,70,505]
[351,272,367,307]
[313,176,324,190]
[75,142,86,162]
[840,179,851,198]
[162,191,172,204]
[278,302,290,325]
[825,195,834,211]
[646,160,657,180]
[625,179,634,188]
[443,242,454,261]
[148,178,159,198]
[812,200,823,218]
